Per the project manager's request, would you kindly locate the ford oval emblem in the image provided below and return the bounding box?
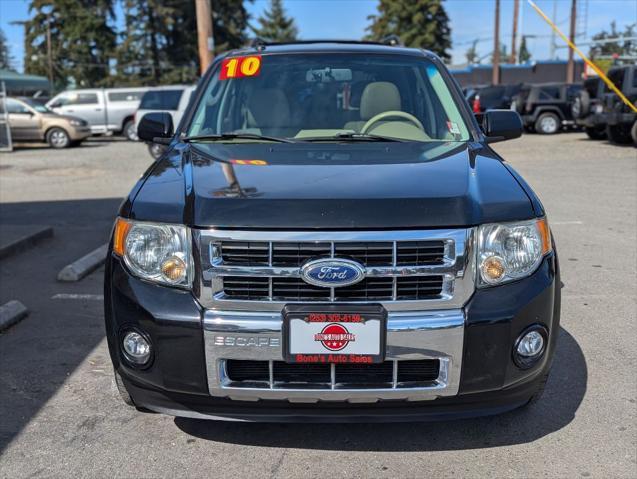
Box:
[300,258,365,288]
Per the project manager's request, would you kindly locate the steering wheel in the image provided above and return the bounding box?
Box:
[360,110,425,134]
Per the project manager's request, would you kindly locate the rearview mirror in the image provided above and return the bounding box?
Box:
[479,110,523,143]
[137,112,174,144]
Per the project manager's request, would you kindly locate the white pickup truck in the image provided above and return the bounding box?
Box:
[46,87,149,140]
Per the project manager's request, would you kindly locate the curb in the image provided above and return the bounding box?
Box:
[0,226,53,260]
[0,300,29,332]
[57,243,109,282]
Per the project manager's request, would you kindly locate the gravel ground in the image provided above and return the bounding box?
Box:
[0,133,635,478]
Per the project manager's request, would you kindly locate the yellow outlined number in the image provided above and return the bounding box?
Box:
[220,56,262,80]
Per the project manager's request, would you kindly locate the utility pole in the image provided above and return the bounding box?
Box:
[46,16,54,91]
[492,0,500,84]
[195,0,215,75]
[566,0,577,82]
[510,0,520,63]
[549,0,557,59]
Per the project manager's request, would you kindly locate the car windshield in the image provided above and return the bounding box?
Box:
[23,99,51,113]
[187,53,471,143]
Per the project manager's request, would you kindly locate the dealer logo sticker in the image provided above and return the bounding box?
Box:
[314,323,356,351]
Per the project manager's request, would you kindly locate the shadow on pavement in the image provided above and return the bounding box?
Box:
[0,198,122,452]
[175,327,586,451]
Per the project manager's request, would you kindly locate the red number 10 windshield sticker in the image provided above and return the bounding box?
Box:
[220,56,262,80]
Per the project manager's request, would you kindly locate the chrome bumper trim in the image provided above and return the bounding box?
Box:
[203,309,464,403]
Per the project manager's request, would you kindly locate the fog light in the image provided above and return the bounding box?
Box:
[122,331,151,365]
[517,330,544,357]
[513,326,547,369]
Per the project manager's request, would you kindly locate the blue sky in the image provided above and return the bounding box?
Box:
[1,0,636,73]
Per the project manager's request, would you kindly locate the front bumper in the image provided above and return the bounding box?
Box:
[606,111,636,127]
[69,126,91,140]
[105,253,560,421]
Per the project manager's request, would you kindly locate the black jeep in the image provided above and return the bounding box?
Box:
[513,83,582,134]
[572,76,607,140]
[601,65,637,146]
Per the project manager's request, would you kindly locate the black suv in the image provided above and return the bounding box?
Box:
[106,41,560,422]
[572,76,607,140]
[513,83,582,134]
[470,84,524,113]
[601,65,637,145]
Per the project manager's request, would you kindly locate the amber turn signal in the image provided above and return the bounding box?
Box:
[113,218,131,256]
[536,218,552,255]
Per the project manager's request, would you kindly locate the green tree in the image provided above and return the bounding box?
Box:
[519,35,531,63]
[366,0,451,62]
[465,39,479,65]
[114,0,251,85]
[589,22,636,59]
[23,0,116,90]
[252,0,298,42]
[0,27,14,70]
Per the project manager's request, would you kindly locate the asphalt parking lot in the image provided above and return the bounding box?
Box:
[0,134,635,478]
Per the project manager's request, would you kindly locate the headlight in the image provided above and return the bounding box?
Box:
[477,218,551,287]
[112,218,192,287]
[69,119,85,127]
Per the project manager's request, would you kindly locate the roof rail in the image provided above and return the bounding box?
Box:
[246,38,405,50]
[381,35,403,46]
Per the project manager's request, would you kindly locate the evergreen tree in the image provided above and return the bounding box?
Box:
[366,0,451,62]
[0,27,14,70]
[114,0,251,85]
[23,0,116,89]
[519,36,531,63]
[252,0,298,42]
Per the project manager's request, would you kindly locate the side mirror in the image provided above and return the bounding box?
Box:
[479,110,523,143]
[137,112,174,144]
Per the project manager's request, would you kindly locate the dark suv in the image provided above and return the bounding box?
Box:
[513,83,582,134]
[470,84,524,113]
[601,65,637,145]
[572,76,607,140]
[106,41,560,422]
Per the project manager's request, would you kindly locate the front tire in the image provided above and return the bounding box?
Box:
[522,371,550,408]
[114,370,135,407]
[123,120,138,141]
[631,120,637,146]
[46,127,71,148]
[535,113,560,135]
[585,126,606,140]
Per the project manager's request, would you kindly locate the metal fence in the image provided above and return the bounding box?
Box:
[0,82,12,152]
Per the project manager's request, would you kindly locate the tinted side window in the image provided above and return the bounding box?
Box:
[108,91,144,102]
[139,90,184,110]
[75,93,98,105]
[607,69,624,90]
[539,87,561,100]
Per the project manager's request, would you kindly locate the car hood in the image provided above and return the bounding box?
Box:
[129,141,536,229]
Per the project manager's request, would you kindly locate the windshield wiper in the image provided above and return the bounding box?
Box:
[300,132,406,143]
[182,133,295,143]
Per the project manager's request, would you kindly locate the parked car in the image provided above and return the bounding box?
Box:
[135,85,196,159]
[47,87,148,140]
[471,84,524,113]
[107,41,560,422]
[572,76,607,140]
[2,96,91,148]
[513,83,582,134]
[600,65,637,146]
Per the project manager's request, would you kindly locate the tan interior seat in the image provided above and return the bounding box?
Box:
[344,81,402,132]
[246,88,291,134]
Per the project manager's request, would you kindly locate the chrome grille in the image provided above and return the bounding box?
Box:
[220,240,444,268]
[196,229,474,312]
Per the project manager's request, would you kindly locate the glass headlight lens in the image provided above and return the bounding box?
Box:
[69,119,83,126]
[113,219,192,287]
[477,218,551,286]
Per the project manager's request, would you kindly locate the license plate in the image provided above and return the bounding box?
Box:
[283,304,386,364]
